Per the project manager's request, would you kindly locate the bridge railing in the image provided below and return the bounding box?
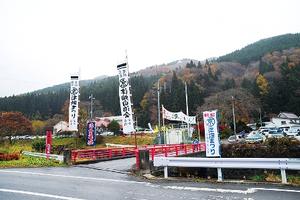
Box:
[71,147,136,163]
[135,143,206,170]
[154,157,300,184]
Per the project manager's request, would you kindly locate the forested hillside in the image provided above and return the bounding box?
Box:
[0,33,300,128]
[218,33,300,65]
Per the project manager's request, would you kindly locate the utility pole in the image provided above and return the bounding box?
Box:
[89,94,95,120]
[259,108,262,127]
[185,82,190,141]
[232,96,237,140]
[157,81,161,144]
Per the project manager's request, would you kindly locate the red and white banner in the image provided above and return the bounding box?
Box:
[45,129,52,159]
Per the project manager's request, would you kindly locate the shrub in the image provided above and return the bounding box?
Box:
[0,153,20,161]
[32,139,46,152]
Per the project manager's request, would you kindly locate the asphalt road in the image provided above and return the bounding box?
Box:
[0,158,299,200]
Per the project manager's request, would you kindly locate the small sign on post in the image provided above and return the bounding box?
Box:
[45,129,53,159]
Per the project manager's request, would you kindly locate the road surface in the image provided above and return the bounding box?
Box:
[0,158,299,200]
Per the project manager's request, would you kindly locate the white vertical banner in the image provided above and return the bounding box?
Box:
[117,62,135,134]
[69,75,80,131]
[203,110,220,157]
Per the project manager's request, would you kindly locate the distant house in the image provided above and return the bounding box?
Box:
[53,121,69,135]
[95,116,123,129]
[271,112,300,127]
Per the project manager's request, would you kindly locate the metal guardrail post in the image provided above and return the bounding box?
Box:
[217,168,223,182]
[164,166,168,178]
[281,169,287,184]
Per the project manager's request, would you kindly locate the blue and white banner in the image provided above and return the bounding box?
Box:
[203,110,220,157]
[117,62,135,134]
[86,121,96,146]
[69,75,80,131]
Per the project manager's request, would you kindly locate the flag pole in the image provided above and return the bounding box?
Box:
[157,81,161,144]
[185,82,190,142]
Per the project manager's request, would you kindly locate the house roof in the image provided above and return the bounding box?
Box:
[278,112,299,119]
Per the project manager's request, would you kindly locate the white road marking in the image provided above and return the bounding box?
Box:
[164,186,300,194]
[1,170,300,195]
[163,186,256,194]
[0,188,86,200]
[0,169,142,184]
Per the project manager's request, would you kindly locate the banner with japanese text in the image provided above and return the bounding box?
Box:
[45,129,52,159]
[69,75,80,131]
[162,105,196,124]
[117,62,135,134]
[86,121,96,146]
[203,110,220,157]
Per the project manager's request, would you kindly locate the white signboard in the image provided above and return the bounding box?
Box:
[162,105,196,124]
[117,62,135,134]
[162,105,184,122]
[69,75,80,131]
[203,110,220,157]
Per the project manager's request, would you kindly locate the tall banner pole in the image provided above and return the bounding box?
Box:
[117,55,135,146]
[157,81,161,144]
[185,82,190,139]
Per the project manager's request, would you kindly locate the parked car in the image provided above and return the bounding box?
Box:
[227,133,247,144]
[285,126,300,137]
[294,132,300,141]
[266,129,284,139]
[101,131,114,136]
[245,131,266,143]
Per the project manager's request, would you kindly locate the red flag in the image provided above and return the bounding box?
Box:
[45,130,52,159]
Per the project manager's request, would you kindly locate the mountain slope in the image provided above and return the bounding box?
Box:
[218,33,300,65]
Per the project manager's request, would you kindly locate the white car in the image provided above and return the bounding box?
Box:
[285,126,300,137]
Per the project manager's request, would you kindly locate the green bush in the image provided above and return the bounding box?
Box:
[32,139,46,152]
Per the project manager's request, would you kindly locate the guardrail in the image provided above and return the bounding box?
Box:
[22,151,64,163]
[154,157,300,184]
[105,143,135,148]
[71,147,136,163]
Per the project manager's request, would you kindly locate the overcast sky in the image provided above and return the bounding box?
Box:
[0,0,300,97]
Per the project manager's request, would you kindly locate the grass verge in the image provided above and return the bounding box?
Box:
[0,155,65,168]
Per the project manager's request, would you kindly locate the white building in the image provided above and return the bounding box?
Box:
[271,112,300,127]
[53,121,69,135]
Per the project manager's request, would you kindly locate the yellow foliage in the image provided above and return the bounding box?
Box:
[31,120,46,134]
[256,74,269,95]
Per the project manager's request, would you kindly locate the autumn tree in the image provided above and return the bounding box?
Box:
[0,112,33,141]
[32,120,46,135]
[107,120,120,135]
[256,74,269,95]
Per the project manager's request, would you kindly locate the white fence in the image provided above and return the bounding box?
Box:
[22,151,64,163]
[154,157,300,184]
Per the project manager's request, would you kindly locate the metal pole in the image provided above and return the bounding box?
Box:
[185,82,190,141]
[164,166,168,178]
[217,168,223,182]
[232,96,237,140]
[157,81,161,144]
[197,119,201,142]
[259,108,262,127]
[281,169,287,184]
[89,94,95,120]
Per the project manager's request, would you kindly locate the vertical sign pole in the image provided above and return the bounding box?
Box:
[45,128,52,160]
